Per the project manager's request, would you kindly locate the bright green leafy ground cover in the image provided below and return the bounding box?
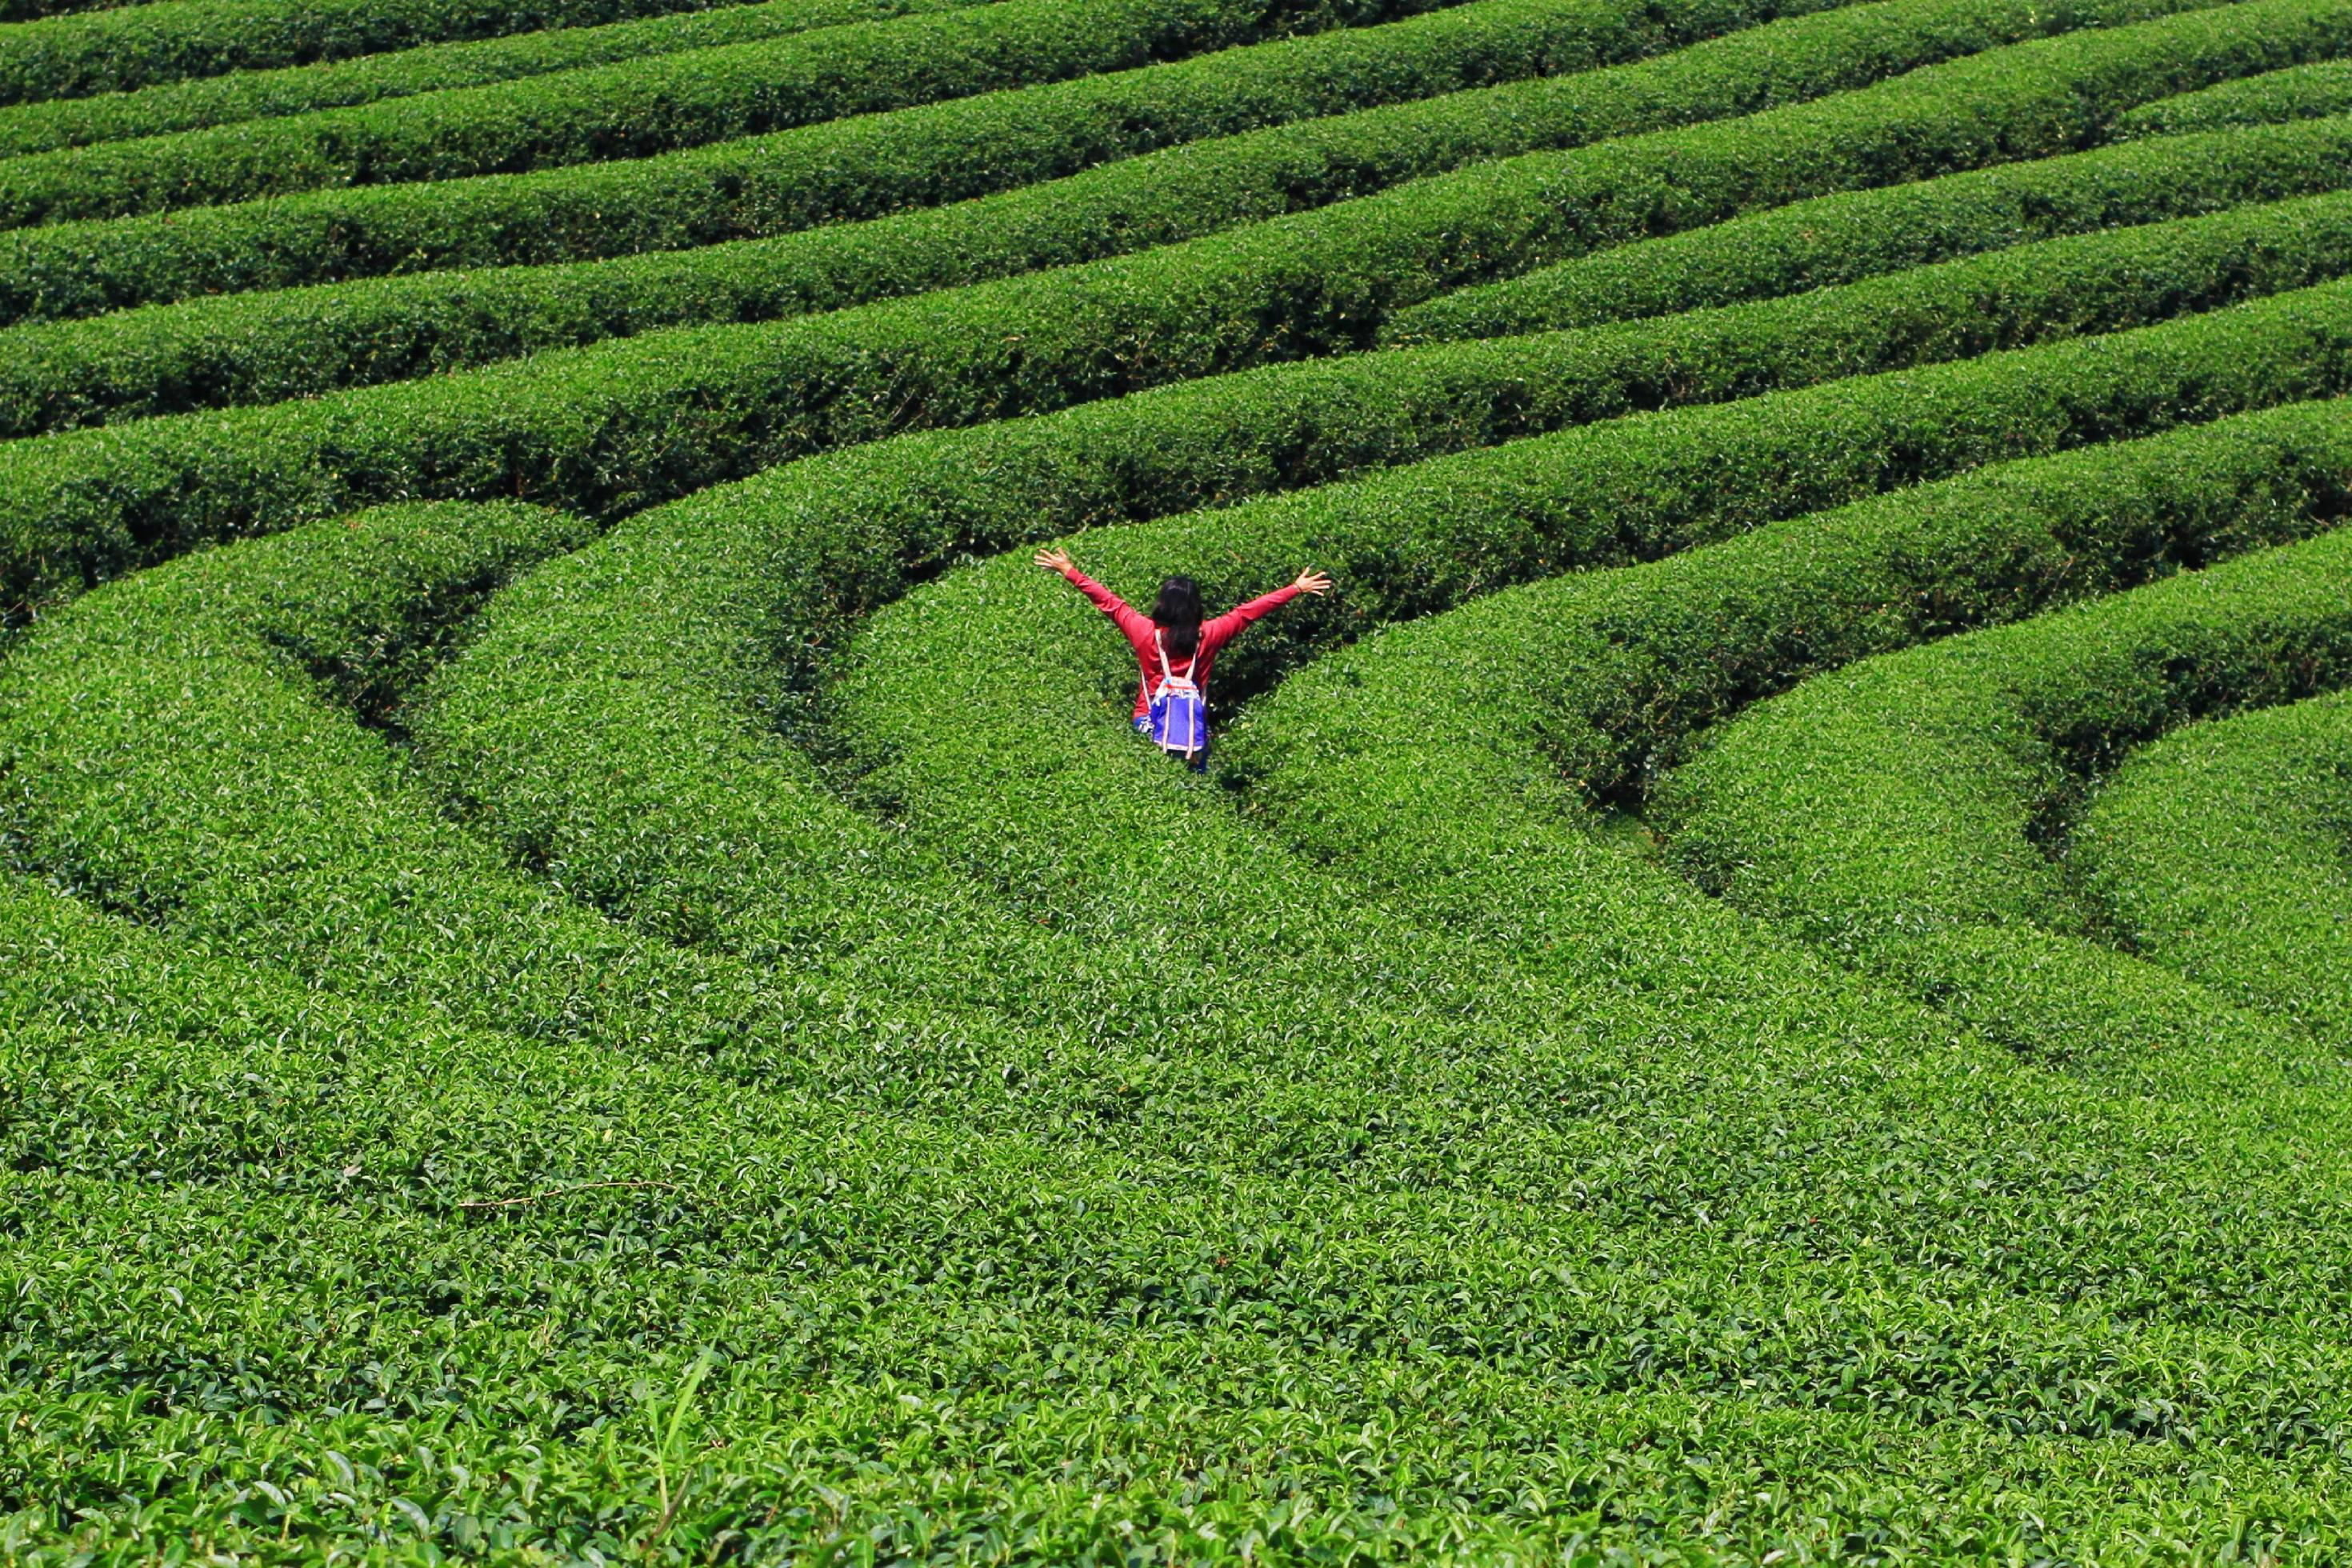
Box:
[0,0,1001,156]
[2076,688,2352,1035]
[2118,54,2352,131]
[5,0,2352,1558]
[0,0,2059,324]
[0,0,769,103]
[0,0,1435,227]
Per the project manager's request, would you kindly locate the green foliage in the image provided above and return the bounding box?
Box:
[0,0,1810,427]
[0,0,754,104]
[1386,112,2352,343]
[0,0,2026,323]
[7,0,2336,622]
[1659,526,2352,1056]
[1225,397,2352,1064]
[14,0,2352,1552]
[0,0,997,157]
[821,284,2352,913]
[2118,54,2352,134]
[2075,686,2352,1035]
[18,358,2352,1568]
[0,0,1435,226]
[0,0,162,22]
[422,205,2352,1111]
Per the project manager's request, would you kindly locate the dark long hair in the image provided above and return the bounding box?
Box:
[1150,576,1204,662]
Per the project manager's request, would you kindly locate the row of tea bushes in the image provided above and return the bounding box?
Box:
[7,0,2335,617]
[0,0,1426,225]
[1222,398,2352,1066]
[2117,54,2352,133]
[1658,526,2352,1058]
[378,231,2352,982]
[2074,685,2352,1038]
[0,0,1792,428]
[0,0,1986,322]
[18,61,2352,439]
[0,0,753,103]
[1385,113,2352,343]
[0,0,994,156]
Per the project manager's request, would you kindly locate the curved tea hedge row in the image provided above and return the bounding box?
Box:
[1222,398,2352,1062]
[20,86,2352,441]
[0,501,1123,1122]
[16,809,2350,1562]
[1659,525,2352,1055]
[2076,687,2352,1036]
[9,0,2338,620]
[1261,397,2352,809]
[13,0,2352,1552]
[42,490,2346,1469]
[0,0,2074,325]
[0,0,1790,427]
[410,247,2346,995]
[29,362,2340,1561]
[0,0,1417,227]
[1386,112,2352,343]
[0,0,753,105]
[7,649,1754,1561]
[422,260,2352,1009]
[0,0,995,157]
[822,298,2352,878]
[2118,54,2352,132]
[397,307,2352,1486]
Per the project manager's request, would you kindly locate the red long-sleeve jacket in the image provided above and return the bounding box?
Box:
[1060,566,1303,719]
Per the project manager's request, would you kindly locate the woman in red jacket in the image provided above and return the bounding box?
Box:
[1037,547,1331,770]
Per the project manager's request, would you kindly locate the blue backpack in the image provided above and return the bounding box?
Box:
[1148,630,1207,758]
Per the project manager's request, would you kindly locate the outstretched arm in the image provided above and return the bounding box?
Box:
[1036,547,1152,642]
[1203,568,1332,646]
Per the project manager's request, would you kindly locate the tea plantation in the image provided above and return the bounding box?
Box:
[5,0,2352,1558]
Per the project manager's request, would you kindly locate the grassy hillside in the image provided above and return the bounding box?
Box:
[4,0,2351,1558]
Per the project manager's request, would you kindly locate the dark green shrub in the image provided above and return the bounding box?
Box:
[0,0,2227,322]
[1386,113,2352,344]
[0,0,757,104]
[0,0,996,156]
[0,0,1443,226]
[2117,54,2352,134]
[2075,687,2352,1036]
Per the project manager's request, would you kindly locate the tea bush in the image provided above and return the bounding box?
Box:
[0,0,2042,322]
[0,0,995,156]
[2118,54,2352,132]
[1386,112,2352,342]
[0,0,1813,425]
[0,0,1429,226]
[11,0,2352,1553]
[2074,686,2352,1035]
[1659,526,2352,1054]
[1222,398,2352,1061]
[10,0,2342,621]
[19,46,2352,438]
[0,0,754,103]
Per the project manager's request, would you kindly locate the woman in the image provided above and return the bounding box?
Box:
[1036,547,1332,770]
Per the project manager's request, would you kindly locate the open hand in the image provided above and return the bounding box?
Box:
[1035,547,1077,575]
[1293,569,1334,596]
